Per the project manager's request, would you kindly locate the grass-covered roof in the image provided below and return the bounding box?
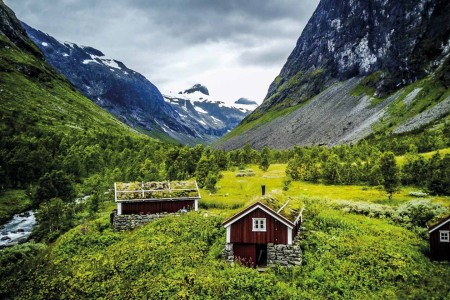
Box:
[115,180,200,202]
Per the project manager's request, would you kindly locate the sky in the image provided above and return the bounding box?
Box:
[5,0,319,105]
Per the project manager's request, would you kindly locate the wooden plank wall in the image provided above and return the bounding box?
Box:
[122,200,194,214]
[430,222,450,261]
[230,208,288,244]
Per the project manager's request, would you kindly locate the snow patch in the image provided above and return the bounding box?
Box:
[194,106,208,114]
[41,42,48,47]
[102,59,121,70]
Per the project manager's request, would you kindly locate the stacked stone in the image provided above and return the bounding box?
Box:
[222,245,234,264]
[112,212,178,231]
[267,243,302,267]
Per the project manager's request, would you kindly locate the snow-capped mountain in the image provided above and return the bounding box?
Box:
[163,85,257,143]
[23,24,256,145]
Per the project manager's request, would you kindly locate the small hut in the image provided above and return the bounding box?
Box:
[114,180,200,215]
[429,215,450,261]
[223,189,303,267]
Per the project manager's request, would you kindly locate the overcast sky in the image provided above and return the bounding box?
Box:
[5,0,319,104]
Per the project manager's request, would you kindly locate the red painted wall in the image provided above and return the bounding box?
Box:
[122,200,194,214]
[230,208,288,244]
[430,222,450,261]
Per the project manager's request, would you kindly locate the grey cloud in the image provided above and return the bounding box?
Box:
[4,0,319,102]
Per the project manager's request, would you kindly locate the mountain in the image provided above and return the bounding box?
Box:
[235,98,258,105]
[0,1,142,137]
[217,0,450,150]
[23,25,255,145]
[163,86,256,143]
[0,0,163,188]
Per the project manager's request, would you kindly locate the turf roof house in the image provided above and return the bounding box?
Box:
[114,181,200,215]
[429,215,450,261]
[223,192,303,268]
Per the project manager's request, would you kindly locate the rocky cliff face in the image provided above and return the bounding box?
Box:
[0,1,41,57]
[24,24,255,145]
[246,0,449,120]
[218,0,450,150]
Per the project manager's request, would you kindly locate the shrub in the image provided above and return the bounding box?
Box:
[394,199,448,227]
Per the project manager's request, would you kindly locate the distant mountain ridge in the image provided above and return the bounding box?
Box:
[217,0,450,150]
[23,24,256,145]
[163,86,257,143]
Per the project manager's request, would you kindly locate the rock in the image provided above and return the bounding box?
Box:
[216,0,450,150]
[1,236,11,241]
[17,229,25,233]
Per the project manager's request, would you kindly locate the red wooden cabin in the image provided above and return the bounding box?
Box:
[223,201,302,267]
[429,215,450,261]
[114,181,200,215]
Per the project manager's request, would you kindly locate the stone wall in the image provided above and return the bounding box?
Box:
[111,211,178,231]
[267,243,302,267]
[222,242,303,268]
[222,243,234,264]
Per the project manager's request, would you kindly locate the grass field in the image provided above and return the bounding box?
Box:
[200,164,450,217]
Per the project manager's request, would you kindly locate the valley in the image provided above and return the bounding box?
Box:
[1,0,450,298]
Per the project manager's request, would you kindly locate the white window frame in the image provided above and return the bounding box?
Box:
[252,218,266,232]
[440,230,449,242]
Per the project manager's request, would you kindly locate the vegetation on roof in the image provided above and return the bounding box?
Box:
[115,180,200,201]
[258,191,304,223]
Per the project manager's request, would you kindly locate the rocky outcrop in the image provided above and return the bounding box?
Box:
[218,0,450,150]
[251,0,450,120]
[0,0,41,57]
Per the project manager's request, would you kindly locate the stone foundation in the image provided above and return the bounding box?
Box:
[267,243,302,267]
[222,242,303,267]
[111,211,178,231]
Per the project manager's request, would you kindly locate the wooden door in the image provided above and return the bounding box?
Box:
[234,244,256,267]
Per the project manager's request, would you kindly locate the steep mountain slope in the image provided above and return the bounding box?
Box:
[0,0,166,188]
[218,0,450,150]
[163,86,256,143]
[0,1,142,137]
[24,25,255,145]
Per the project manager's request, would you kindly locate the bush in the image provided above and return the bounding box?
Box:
[395,199,448,227]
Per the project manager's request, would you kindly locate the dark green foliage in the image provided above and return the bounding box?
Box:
[205,173,218,193]
[34,170,75,205]
[380,152,400,200]
[258,147,270,171]
[427,153,450,195]
[0,243,47,299]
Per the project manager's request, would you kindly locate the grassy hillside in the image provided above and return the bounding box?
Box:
[2,163,449,299]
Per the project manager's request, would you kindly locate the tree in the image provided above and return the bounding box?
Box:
[34,170,75,206]
[323,154,341,184]
[195,156,211,188]
[286,157,301,180]
[259,147,270,171]
[379,152,400,200]
[204,173,218,193]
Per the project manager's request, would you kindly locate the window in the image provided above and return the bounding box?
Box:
[440,231,449,242]
[252,218,266,232]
